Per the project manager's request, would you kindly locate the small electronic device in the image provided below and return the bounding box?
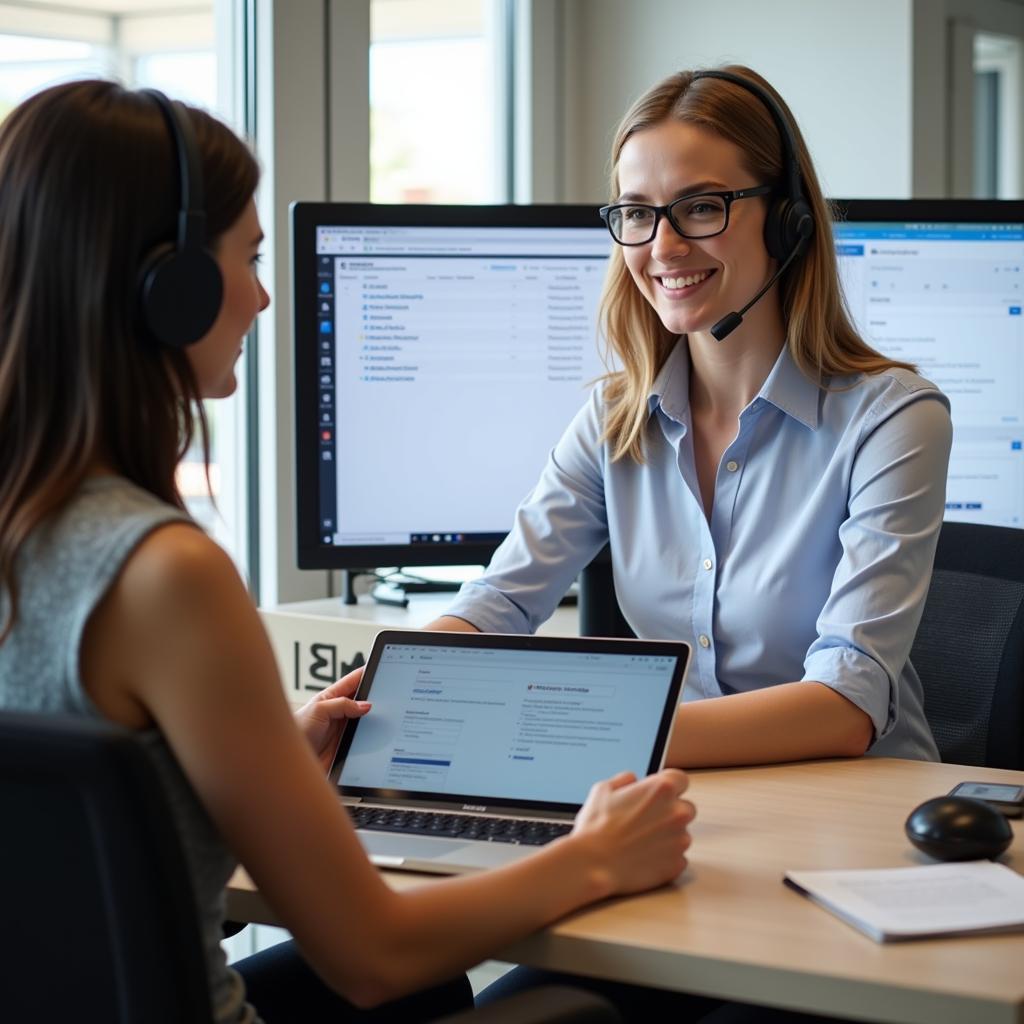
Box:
[905,796,1014,861]
[948,781,1024,818]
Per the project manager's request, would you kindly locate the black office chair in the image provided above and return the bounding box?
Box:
[910,521,1024,769]
[578,545,634,639]
[0,711,619,1024]
[0,711,216,1023]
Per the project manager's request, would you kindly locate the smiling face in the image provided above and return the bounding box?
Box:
[186,198,270,398]
[616,120,775,339]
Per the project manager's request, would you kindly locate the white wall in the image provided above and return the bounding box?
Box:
[558,0,915,202]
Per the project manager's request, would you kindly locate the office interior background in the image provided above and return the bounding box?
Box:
[3,0,1023,960]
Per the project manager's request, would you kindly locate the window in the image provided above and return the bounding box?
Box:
[370,0,509,204]
[0,34,109,116]
[974,33,1022,200]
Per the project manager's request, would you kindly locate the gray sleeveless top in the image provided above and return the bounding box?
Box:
[0,476,257,1024]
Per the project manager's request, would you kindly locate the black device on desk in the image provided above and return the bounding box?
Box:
[948,781,1024,817]
[905,795,1015,861]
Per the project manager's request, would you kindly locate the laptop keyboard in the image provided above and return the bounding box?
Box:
[348,806,572,846]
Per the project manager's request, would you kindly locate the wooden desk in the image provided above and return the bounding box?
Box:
[227,758,1024,1024]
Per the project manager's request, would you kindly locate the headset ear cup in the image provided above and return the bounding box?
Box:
[762,198,790,262]
[787,197,815,249]
[763,197,814,262]
[140,245,223,349]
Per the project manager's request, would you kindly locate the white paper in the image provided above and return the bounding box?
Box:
[784,861,1024,941]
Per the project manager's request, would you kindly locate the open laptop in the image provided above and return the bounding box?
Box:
[329,629,690,874]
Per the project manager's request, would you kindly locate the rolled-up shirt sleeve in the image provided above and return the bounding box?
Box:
[802,390,952,742]
[444,387,610,634]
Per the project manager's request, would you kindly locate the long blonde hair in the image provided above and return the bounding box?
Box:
[600,65,913,463]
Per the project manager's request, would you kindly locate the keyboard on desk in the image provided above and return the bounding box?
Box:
[348,806,573,846]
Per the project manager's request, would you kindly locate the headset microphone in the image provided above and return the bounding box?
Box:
[710,229,811,342]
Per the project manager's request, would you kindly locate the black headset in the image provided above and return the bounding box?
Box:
[690,69,814,262]
[137,89,223,348]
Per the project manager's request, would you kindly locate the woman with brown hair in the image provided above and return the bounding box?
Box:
[435,65,951,771]
[0,80,694,1023]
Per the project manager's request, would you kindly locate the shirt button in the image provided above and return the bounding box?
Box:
[702,558,713,571]
[726,460,739,472]
[698,634,710,648]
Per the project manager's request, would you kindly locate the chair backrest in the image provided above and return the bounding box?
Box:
[910,521,1024,769]
[0,711,215,1023]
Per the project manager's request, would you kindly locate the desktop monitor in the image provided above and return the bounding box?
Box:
[292,202,610,572]
[293,199,1024,583]
[833,199,1024,528]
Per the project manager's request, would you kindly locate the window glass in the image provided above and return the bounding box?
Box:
[370,0,505,204]
[134,52,217,107]
[0,35,110,116]
[974,32,1022,200]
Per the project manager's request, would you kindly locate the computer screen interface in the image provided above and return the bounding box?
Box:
[832,201,1024,528]
[293,204,610,569]
[293,200,1024,573]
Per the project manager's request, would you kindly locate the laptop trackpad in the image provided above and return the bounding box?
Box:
[357,831,529,873]
[359,831,476,863]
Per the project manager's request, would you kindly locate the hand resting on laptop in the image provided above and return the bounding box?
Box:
[306,659,695,896]
[295,673,372,773]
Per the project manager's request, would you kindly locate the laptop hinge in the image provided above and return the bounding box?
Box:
[339,793,575,821]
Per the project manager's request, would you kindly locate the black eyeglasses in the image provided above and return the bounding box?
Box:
[599,185,773,246]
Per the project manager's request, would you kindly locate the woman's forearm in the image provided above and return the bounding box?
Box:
[666,680,874,768]
[356,835,608,1004]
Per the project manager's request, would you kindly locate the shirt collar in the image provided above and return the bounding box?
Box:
[758,343,822,429]
[648,337,822,430]
[648,338,691,424]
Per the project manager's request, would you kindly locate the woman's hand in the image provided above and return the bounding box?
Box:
[294,665,368,772]
[569,768,695,898]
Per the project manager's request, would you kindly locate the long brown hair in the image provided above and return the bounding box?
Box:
[0,80,259,639]
[600,65,913,462]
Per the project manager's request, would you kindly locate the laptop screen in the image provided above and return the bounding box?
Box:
[335,635,686,810]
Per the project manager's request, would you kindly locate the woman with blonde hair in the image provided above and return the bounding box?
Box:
[451,59,950,1023]
[433,65,951,771]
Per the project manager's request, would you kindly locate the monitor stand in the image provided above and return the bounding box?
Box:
[340,568,365,605]
[339,559,629,633]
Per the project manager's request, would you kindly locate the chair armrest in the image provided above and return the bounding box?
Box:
[434,985,622,1024]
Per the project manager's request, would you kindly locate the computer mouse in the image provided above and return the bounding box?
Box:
[905,796,1013,862]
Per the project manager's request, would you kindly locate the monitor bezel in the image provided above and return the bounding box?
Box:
[292,201,609,571]
[832,197,1024,225]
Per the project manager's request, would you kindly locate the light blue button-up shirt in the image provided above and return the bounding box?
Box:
[445,339,952,760]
